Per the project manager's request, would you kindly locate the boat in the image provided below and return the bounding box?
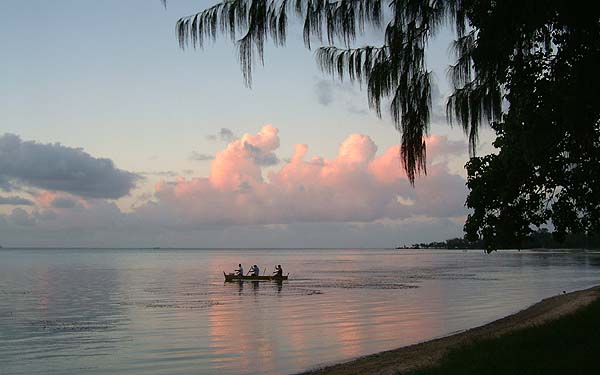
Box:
[223,272,288,282]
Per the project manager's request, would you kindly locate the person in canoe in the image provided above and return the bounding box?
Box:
[248,264,260,276]
[273,265,283,277]
[235,264,244,276]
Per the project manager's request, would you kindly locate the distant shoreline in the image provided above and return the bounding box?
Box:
[297,285,600,375]
[1,247,598,251]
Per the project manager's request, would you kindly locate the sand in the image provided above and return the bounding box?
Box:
[297,285,600,375]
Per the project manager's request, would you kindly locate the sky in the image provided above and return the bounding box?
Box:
[0,0,496,248]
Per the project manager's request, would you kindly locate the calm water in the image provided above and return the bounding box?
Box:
[1,249,599,375]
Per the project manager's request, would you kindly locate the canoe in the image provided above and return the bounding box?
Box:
[223,272,288,282]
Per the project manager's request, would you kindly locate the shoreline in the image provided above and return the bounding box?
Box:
[297,285,600,375]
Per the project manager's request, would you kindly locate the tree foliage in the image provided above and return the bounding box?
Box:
[169,0,600,249]
[172,0,500,183]
[464,3,600,249]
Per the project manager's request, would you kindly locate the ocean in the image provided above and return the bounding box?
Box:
[1,248,599,375]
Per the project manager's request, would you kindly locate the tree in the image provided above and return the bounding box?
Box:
[464,8,600,250]
[169,1,600,249]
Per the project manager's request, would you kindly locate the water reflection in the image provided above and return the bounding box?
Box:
[1,254,130,374]
[0,249,598,375]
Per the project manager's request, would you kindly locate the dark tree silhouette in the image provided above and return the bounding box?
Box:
[166,1,600,249]
[463,5,600,249]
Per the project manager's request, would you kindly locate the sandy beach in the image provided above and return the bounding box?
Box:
[298,285,600,375]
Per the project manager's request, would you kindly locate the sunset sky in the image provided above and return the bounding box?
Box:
[1,0,496,247]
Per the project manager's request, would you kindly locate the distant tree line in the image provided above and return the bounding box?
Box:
[403,229,600,251]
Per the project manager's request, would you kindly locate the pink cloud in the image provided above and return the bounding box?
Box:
[369,145,404,184]
[35,191,60,208]
[209,124,279,190]
[35,191,85,209]
[425,135,469,166]
[143,126,469,226]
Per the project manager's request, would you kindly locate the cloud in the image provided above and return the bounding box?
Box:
[206,128,237,142]
[426,135,469,165]
[315,80,334,106]
[0,195,34,206]
[50,197,79,209]
[0,133,140,199]
[0,126,471,247]
[430,80,450,125]
[140,170,178,177]
[314,79,369,114]
[219,128,236,142]
[204,124,280,190]
[34,191,83,210]
[243,142,279,166]
[189,152,215,161]
[8,208,36,226]
[144,125,468,226]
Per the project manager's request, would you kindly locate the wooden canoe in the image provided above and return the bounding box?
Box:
[223,272,288,282]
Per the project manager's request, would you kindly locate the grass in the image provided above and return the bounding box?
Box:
[403,296,600,375]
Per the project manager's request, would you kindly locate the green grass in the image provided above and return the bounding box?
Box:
[403,296,600,375]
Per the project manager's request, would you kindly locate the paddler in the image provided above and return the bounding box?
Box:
[249,264,260,276]
[273,265,283,277]
[235,264,244,276]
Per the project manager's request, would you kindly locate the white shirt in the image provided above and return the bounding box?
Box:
[237,266,243,274]
[252,265,259,275]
